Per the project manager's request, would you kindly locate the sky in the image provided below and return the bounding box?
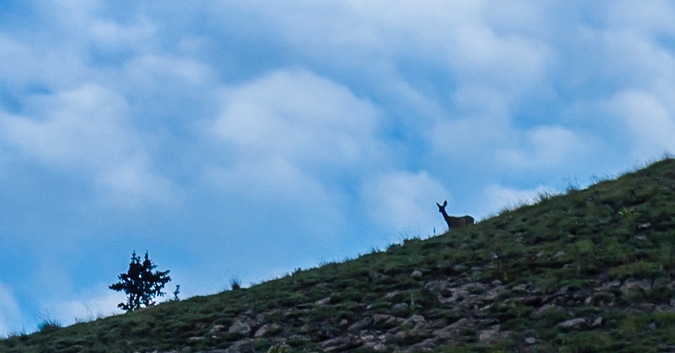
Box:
[1,0,675,335]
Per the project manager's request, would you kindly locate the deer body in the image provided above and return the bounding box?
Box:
[437,200,474,229]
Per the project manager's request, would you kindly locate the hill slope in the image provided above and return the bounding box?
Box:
[3,159,675,353]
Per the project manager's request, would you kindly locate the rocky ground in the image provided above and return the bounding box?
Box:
[159,266,675,353]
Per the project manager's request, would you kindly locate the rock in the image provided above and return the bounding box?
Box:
[396,315,434,339]
[373,343,387,351]
[621,279,652,293]
[484,286,505,301]
[225,338,255,353]
[525,337,537,345]
[425,280,448,292]
[348,317,373,332]
[433,318,469,341]
[603,280,621,289]
[408,338,437,351]
[625,304,655,315]
[436,261,450,268]
[411,270,423,279]
[315,297,331,306]
[558,318,587,329]
[319,335,361,352]
[210,324,226,333]
[427,319,449,329]
[373,314,391,325]
[254,324,279,338]
[532,304,558,318]
[463,282,489,292]
[437,294,453,304]
[314,328,335,340]
[229,317,251,335]
[384,291,401,299]
[591,317,603,328]
[372,314,404,329]
[477,318,498,326]
[655,304,675,313]
[391,303,410,316]
[512,284,528,293]
[638,222,652,230]
[187,336,204,341]
[405,315,426,325]
[478,325,501,344]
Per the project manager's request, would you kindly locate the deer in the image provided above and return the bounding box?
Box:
[437,200,474,229]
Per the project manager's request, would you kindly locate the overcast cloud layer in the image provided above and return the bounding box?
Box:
[2,0,675,335]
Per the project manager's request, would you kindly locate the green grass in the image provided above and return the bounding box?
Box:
[3,158,675,352]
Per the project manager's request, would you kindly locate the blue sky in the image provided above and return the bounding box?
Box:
[2,0,675,335]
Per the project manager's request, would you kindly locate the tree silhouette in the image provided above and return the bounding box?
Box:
[109,251,171,312]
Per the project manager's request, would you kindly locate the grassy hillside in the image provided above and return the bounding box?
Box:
[2,158,675,353]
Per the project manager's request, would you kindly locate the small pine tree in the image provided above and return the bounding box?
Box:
[109,251,171,312]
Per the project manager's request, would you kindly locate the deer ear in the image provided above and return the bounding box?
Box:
[443,200,448,207]
[436,202,442,208]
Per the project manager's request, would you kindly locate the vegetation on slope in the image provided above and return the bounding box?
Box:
[2,158,675,353]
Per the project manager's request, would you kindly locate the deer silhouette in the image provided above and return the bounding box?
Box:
[437,200,474,229]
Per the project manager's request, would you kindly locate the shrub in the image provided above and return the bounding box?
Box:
[110,251,172,312]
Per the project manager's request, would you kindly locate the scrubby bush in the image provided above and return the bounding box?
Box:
[110,251,172,312]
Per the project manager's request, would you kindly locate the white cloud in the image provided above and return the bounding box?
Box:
[206,69,391,237]
[430,116,509,162]
[604,90,675,159]
[0,33,82,91]
[0,34,32,87]
[209,68,389,188]
[204,157,332,208]
[0,282,22,337]
[483,183,551,214]
[0,83,175,207]
[39,285,125,326]
[89,18,156,50]
[361,170,450,234]
[1,84,134,167]
[599,28,675,89]
[44,0,102,25]
[217,1,550,98]
[212,69,384,170]
[121,54,215,91]
[431,118,595,173]
[606,0,675,34]
[497,125,595,171]
[96,154,178,207]
[449,20,549,93]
